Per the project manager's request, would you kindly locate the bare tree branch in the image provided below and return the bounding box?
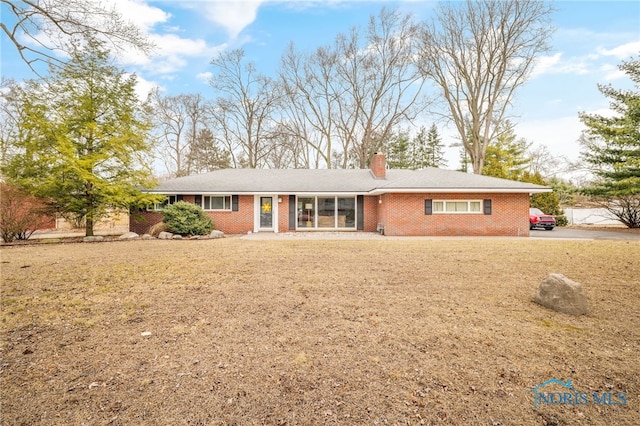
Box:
[419,0,554,174]
[2,0,154,75]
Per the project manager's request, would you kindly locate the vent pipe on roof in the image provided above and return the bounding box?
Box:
[370,152,386,179]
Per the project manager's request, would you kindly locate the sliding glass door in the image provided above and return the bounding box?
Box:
[296,196,355,229]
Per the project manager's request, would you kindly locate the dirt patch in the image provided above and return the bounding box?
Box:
[1,239,638,425]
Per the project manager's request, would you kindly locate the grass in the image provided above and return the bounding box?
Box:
[1,237,639,425]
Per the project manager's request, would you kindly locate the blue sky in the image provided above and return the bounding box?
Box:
[2,0,639,172]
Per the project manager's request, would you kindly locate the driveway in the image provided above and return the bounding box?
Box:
[529,227,640,240]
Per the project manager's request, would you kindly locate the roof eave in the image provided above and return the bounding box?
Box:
[368,187,552,195]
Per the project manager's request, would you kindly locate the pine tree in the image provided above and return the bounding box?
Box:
[386,130,412,169]
[2,40,161,236]
[482,120,530,180]
[579,57,640,227]
[424,124,447,168]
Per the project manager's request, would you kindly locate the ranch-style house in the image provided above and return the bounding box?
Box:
[130,153,551,237]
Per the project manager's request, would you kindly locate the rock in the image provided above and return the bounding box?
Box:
[141,234,154,240]
[171,234,183,240]
[83,236,104,242]
[149,221,169,237]
[210,230,225,239]
[535,273,589,315]
[141,331,152,337]
[119,232,139,240]
[158,231,173,240]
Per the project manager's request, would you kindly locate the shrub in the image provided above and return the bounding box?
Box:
[161,201,214,236]
[0,185,49,243]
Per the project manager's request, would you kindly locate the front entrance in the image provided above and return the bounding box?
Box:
[255,195,278,232]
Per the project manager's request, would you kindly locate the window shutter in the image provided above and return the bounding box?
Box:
[357,195,364,230]
[232,195,239,212]
[177,195,183,202]
[483,199,492,215]
[289,195,296,230]
[194,195,202,206]
[425,199,433,215]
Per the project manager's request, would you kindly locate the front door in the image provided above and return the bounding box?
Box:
[259,196,274,230]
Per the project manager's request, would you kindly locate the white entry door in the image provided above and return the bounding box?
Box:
[255,195,278,232]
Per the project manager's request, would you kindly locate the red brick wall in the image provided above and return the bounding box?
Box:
[212,195,254,234]
[129,195,255,235]
[277,195,290,232]
[362,195,379,232]
[129,210,163,235]
[378,193,530,237]
[131,192,530,236]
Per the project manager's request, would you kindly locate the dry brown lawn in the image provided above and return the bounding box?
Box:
[1,237,639,425]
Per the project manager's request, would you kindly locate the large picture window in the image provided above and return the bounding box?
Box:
[433,200,482,214]
[297,196,356,229]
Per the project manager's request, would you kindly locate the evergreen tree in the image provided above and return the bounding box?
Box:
[2,40,161,236]
[423,124,448,168]
[579,57,640,228]
[522,171,567,226]
[482,120,530,179]
[411,126,429,169]
[386,130,412,169]
[457,145,471,173]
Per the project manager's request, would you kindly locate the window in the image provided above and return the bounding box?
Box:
[152,195,178,210]
[202,196,232,211]
[297,196,356,229]
[432,200,482,214]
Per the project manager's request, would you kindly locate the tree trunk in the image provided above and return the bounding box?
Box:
[85,217,94,237]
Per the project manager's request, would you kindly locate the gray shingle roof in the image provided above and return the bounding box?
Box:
[151,168,550,194]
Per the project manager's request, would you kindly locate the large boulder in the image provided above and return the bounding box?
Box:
[210,230,224,239]
[535,273,589,315]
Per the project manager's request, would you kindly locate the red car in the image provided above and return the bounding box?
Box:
[529,208,556,230]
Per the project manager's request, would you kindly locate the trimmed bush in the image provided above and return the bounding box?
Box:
[161,201,214,236]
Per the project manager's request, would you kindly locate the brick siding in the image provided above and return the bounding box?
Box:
[378,192,530,237]
[130,192,530,237]
[130,195,255,235]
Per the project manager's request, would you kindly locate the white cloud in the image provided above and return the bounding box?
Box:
[599,64,625,81]
[113,0,170,31]
[531,52,594,78]
[597,40,640,59]
[515,115,585,161]
[196,71,213,84]
[130,74,158,100]
[531,53,562,77]
[199,0,266,39]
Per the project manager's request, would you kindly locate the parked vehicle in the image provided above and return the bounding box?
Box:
[529,208,556,230]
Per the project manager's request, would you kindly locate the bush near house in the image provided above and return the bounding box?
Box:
[0,184,54,242]
[161,201,214,236]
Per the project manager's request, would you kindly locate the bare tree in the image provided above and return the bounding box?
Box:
[278,8,427,169]
[280,43,340,168]
[209,49,282,168]
[0,79,22,172]
[336,8,428,168]
[148,89,210,177]
[2,0,153,74]
[418,0,554,174]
